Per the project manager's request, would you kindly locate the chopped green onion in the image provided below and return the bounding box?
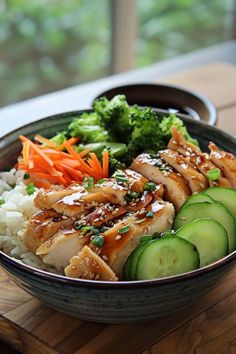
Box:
[135,218,146,224]
[23,173,30,180]
[26,183,35,195]
[73,222,84,230]
[146,211,154,218]
[92,234,104,248]
[140,235,152,243]
[81,226,100,235]
[100,226,110,233]
[0,199,5,206]
[207,168,221,181]
[83,177,94,190]
[129,191,140,199]
[97,178,105,184]
[119,225,130,234]
[116,176,129,183]
[143,182,156,192]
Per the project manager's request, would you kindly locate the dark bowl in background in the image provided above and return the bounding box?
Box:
[93,83,217,125]
[0,109,235,324]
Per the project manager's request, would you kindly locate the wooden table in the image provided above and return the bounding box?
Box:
[0,63,236,354]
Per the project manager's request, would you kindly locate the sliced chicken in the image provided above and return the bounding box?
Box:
[83,204,126,227]
[93,200,174,277]
[36,227,89,270]
[34,184,83,209]
[159,149,208,193]
[168,127,231,188]
[209,142,236,188]
[131,153,190,211]
[23,210,73,253]
[65,246,118,281]
[194,153,231,188]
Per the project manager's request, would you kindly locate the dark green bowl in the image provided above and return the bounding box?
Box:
[0,109,235,323]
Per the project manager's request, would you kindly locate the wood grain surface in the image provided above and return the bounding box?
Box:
[1,63,236,354]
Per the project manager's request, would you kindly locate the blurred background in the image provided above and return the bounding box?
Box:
[0,0,234,107]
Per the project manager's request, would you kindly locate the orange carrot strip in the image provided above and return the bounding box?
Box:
[19,135,54,168]
[89,153,103,175]
[34,135,56,148]
[56,137,80,151]
[78,146,92,158]
[22,141,30,167]
[60,164,83,181]
[102,150,109,177]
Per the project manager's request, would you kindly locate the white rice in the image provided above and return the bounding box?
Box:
[0,169,57,273]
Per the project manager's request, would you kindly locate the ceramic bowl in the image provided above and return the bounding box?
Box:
[93,83,217,125]
[0,110,235,324]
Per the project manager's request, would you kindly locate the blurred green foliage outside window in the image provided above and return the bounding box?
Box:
[0,0,234,107]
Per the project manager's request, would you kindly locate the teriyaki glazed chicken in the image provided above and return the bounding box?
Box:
[1,95,236,281]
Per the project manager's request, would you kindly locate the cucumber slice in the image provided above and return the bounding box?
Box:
[129,241,150,280]
[204,187,236,220]
[174,201,236,253]
[123,241,150,280]
[181,193,213,209]
[123,255,132,280]
[175,218,228,267]
[136,236,200,280]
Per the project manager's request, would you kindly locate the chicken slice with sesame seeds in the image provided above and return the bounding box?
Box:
[36,226,90,271]
[168,126,231,188]
[209,142,236,188]
[23,209,73,253]
[90,200,174,277]
[131,153,190,211]
[65,245,118,281]
[34,184,84,209]
[159,149,208,194]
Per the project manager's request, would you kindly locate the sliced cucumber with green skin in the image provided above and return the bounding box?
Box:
[129,241,151,280]
[174,201,236,253]
[175,218,228,267]
[123,241,150,280]
[181,193,213,209]
[204,187,236,220]
[136,236,200,280]
[123,255,132,280]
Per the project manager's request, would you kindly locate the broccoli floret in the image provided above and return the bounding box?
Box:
[50,131,67,146]
[109,155,125,175]
[68,112,108,143]
[160,114,198,146]
[127,106,166,160]
[94,95,131,143]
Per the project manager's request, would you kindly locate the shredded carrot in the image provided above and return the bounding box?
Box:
[102,150,109,177]
[34,135,56,148]
[17,133,107,188]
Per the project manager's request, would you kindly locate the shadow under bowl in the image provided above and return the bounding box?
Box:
[0,109,235,324]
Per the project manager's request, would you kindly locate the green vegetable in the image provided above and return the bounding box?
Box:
[73,222,84,230]
[26,183,35,195]
[97,178,105,184]
[23,173,30,180]
[146,211,154,218]
[128,106,166,159]
[100,226,110,233]
[0,199,5,205]
[81,226,100,235]
[92,234,104,248]
[83,177,94,190]
[207,168,221,181]
[68,112,108,143]
[77,142,127,159]
[160,114,199,146]
[50,131,67,146]
[119,225,130,234]
[143,182,156,192]
[94,95,131,143]
[140,235,153,243]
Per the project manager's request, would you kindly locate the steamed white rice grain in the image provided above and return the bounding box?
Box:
[0,169,58,273]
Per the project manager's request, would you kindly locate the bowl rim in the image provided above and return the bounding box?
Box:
[92,82,217,126]
[0,109,235,289]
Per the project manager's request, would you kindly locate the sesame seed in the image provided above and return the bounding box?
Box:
[102,255,108,261]
[115,235,122,240]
